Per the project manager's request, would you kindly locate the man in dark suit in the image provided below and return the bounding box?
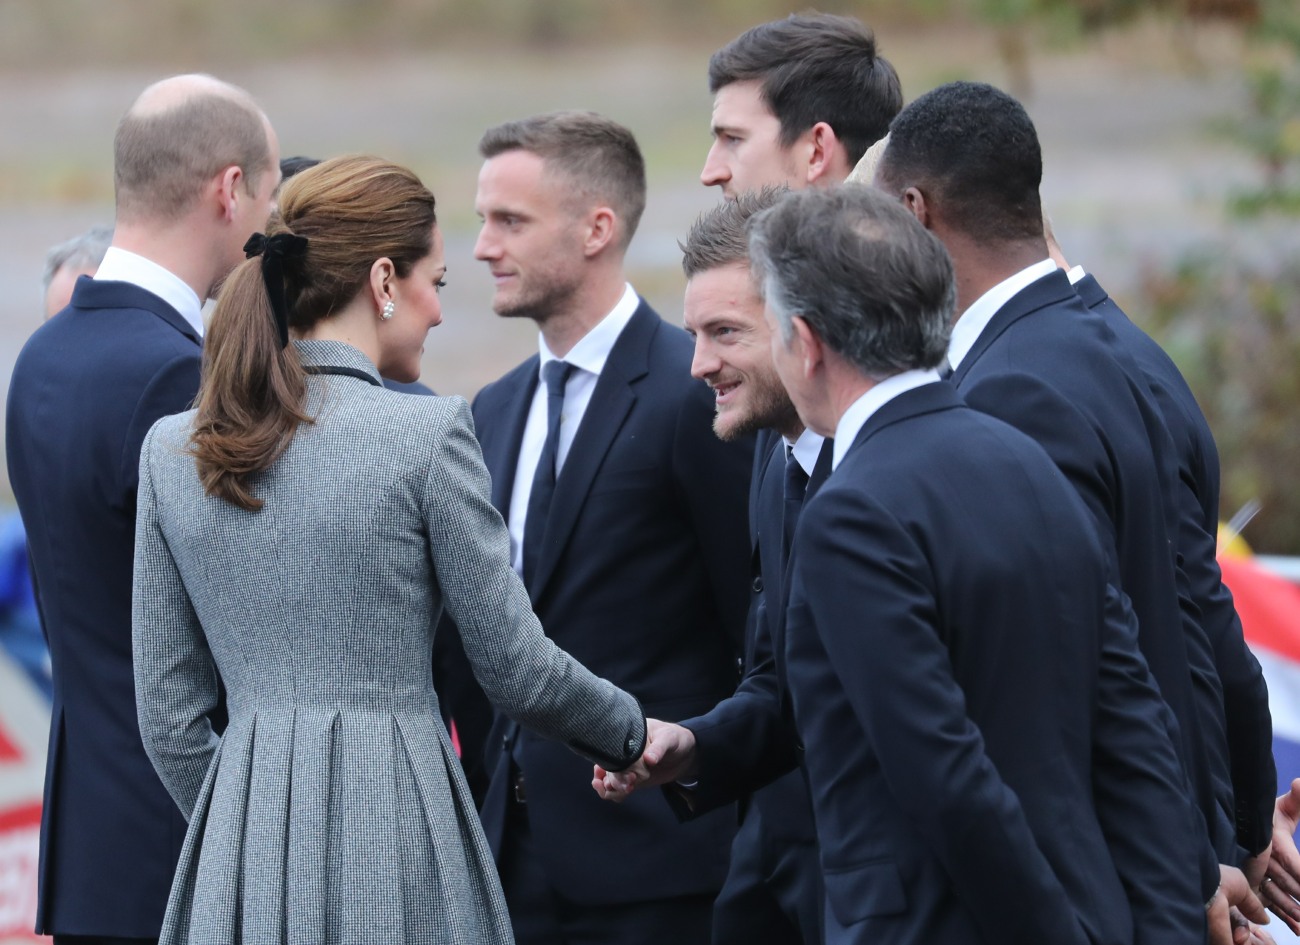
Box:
[468,111,752,945]
[661,20,901,943]
[1044,225,1278,882]
[651,188,830,945]
[747,183,1207,945]
[6,75,280,945]
[873,80,1267,943]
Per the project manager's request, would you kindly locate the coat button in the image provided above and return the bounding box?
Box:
[752,576,763,593]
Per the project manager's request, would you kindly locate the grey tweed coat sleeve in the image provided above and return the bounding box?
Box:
[418,399,647,767]
[132,419,222,817]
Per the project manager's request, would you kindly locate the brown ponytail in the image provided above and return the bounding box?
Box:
[190,254,310,511]
[189,155,437,512]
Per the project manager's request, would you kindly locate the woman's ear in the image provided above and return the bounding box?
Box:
[369,257,396,311]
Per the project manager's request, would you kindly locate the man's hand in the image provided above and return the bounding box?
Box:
[1261,779,1300,933]
[592,719,698,803]
[1212,864,1271,945]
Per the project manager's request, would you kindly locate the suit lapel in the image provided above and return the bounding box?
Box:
[528,302,657,602]
[479,362,539,517]
[951,269,1075,386]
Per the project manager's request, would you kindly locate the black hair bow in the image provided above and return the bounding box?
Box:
[244,232,309,348]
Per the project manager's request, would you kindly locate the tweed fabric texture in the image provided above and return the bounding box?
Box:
[132,340,644,945]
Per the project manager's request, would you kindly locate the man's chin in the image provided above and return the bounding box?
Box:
[493,296,542,321]
[712,407,754,443]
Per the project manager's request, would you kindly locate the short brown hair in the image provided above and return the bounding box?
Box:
[479,110,646,247]
[114,82,270,223]
[709,14,901,166]
[681,185,786,279]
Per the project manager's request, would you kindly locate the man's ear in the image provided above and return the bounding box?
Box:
[215,165,244,222]
[806,122,847,186]
[901,186,932,230]
[791,315,824,379]
[583,206,617,258]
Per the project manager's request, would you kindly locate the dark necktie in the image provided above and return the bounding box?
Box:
[782,446,809,559]
[938,356,954,381]
[522,360,573,590]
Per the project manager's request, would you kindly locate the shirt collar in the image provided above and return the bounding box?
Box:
[832,369,942,470]
[538,283,639,377]
[946,258,1057,371]
[94,246,205,338]
[1066,264,1086,285]
[783,428,825,478]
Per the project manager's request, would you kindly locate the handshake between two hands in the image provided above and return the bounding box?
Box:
[592,718,697,803]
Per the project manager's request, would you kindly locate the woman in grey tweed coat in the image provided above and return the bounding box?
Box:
[131,156,646,945]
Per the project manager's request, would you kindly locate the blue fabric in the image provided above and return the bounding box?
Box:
[0,512,50,699]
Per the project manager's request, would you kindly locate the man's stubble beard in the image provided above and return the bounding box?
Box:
[492,267,583,326]
[714,379,801,443]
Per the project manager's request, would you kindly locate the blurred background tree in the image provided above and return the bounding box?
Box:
[1139,0,1300,553]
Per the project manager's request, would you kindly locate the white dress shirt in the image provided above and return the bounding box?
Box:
[784,427,825,478]
[507,283,640,575]
[945,258,1057,372]
[832,369,943,471]
[94,247,205,338]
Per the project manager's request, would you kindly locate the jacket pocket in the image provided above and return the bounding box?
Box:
[823,858,907,925]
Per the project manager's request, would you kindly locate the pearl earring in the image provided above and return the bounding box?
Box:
[380,300,395,321]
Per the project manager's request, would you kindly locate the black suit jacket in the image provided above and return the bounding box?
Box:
[5,277,202,936]
[1075,273,1275,860]
[951,269,1221,907]
[787,382,1204,945]
[472,300,753,905]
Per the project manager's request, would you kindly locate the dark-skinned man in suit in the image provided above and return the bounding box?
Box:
[873,80,1269,944]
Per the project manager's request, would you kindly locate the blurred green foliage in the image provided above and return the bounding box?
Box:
[1136,0,1300,552]
[1142,250,1300,552]
[1221,0,1300,215]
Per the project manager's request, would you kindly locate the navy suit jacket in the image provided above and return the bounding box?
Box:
[1075,273,1275,859]
[6,277,202,936]
[471,300,753,905]
[786,382,1204,945]
[670,435,831,823]
[951,270,1221,897]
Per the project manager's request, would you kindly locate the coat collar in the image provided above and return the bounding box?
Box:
[292,339,383,385]
[1072,271,1107,310]
[840,381,965,466]
[69,276,201,345]
[950,268,1077,386]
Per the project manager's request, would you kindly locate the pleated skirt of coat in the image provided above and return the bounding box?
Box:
[158,705,513,945]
